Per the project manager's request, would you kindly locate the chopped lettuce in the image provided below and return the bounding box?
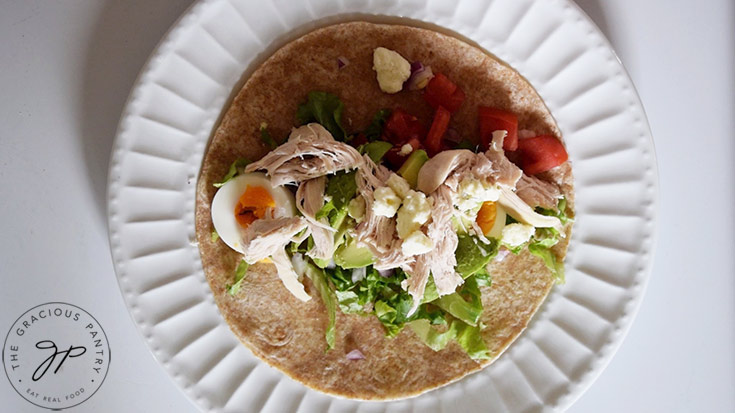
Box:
[211,230,219,242]
[363,109,391,141]
[316,171,358,228]
[408,319,457,351]
[527,198,570,283]
[409,316,491,360]
[473,266,493,287]
[213,158,251,188]
[225,259,249,295]
[455,234,498,278]
[304,263,337,350]
[334,289,363,314]
[435,276,483,326]
[529,241,565,283]
[296,91,347,141]
[454,321,491,360]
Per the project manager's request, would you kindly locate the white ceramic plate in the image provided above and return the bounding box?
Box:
[107,0,658,411]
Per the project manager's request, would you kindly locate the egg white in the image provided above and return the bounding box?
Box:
[486,203,507,239]
[211,172,295,253]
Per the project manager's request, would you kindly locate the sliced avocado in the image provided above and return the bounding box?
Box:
[398,149,429,188]
[360,141,393,163]
[334,238,374,269]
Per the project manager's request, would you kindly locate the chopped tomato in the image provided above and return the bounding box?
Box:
[382,108,425,145]
[517,135,569,175]
[351,133,368,147]
[424,73,465,113]
[425,106,451,156]
[478,106,518,151]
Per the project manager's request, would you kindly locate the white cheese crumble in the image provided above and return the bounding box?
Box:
[372,186,401,218]
[372,47,411,94]
[348,196,366,221]
[398,143,413,156]
[502,223,535,247]
[396,190,431,239]
[455,178,501,212]
[401,230,434,255]
[386,173,411,199]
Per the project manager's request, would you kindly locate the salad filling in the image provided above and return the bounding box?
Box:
[209,46,572,360]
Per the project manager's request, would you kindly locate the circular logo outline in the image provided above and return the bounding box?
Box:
[2,302,111,410]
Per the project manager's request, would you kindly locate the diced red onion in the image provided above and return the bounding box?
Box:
[518,129,536,139]
[346,349,365,360]
[337,56,350,69]
[404,62,434,91]
[377,268,394,278]
[494,248,510,262]
[443,128,462,144]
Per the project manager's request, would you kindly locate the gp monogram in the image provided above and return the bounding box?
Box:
[3,302,110,410]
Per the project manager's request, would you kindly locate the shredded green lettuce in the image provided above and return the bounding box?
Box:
[296,91,347,141]
[528,198,571,283]
[529,242,565,283]
[304,263,337,350]
[409,316,491,360]
[211,230,219,242]
[455,234,498,278]
[316,171,358,228]
[435,276,483,326]
[363,109,391,141]
[225,259,249,295]
[213,158,251,188]
[454,321,491,360]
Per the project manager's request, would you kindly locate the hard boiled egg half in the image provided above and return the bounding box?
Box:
[476,201,507,239]
[211,172,296,253]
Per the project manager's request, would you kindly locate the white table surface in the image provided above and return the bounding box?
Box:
[1,0,733,411]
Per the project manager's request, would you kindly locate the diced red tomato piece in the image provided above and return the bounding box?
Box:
[424,73,465,113]
[478,106,518,151]
[351,133,368,147]
[516,135,569,175]
[382,108,425,145]
[425,106,451,156]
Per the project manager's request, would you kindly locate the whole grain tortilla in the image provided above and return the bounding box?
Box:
[194,21,574,400]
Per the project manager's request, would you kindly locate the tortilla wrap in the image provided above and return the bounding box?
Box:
[194,21,574,400]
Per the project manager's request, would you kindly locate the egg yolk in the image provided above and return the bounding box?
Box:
[476,201,497,235]
[234,185,275,229]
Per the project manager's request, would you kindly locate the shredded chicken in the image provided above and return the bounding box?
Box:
[270,247,311,302]
[498,187,562,231]
[295,177,335,261]
[245,123,363,186]
[404,185,463,314]
[240,216,309,264]
[353,155,414,270]
[516,173,561,209]
[483,130,523,188]
[416,150,476,194]
[416,131,522,194]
